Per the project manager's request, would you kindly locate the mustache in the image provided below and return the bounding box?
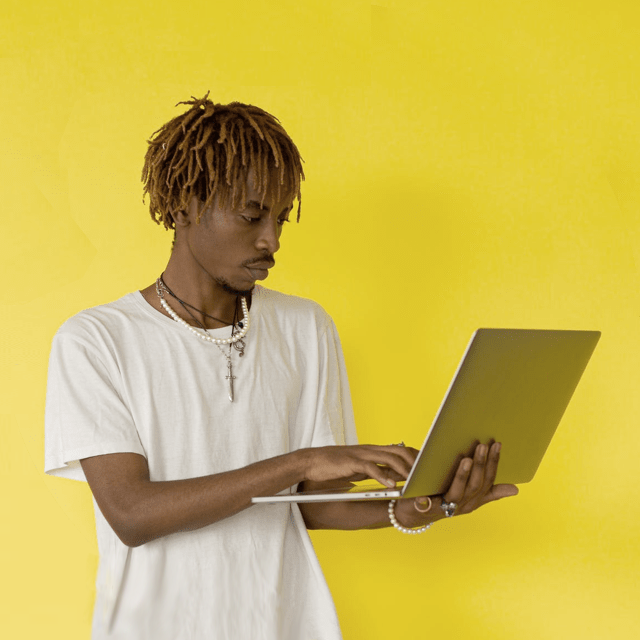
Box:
[243,256,276,268]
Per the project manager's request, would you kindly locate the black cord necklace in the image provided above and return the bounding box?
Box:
[158,275,246,356]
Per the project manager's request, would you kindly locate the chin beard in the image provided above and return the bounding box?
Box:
[218,279,255,297]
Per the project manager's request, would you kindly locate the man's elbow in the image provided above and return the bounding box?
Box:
[105,504,152,547]
[110,517,147,548]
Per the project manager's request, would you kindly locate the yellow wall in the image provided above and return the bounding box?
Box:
[2,1,638,637]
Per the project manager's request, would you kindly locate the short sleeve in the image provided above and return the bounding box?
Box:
[44,329,146,482]
[311,318,359,448]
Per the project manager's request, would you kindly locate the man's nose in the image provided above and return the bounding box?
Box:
[256,219,281,254]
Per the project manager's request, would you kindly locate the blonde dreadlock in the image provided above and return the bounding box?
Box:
[141,92,305,234]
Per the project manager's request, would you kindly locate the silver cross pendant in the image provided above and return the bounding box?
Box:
[225,359,236,402]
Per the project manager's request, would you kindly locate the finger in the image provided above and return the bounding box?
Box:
[343,468,409,483]
[444,457,473,503]
[360,445,419,469]
[357,444,420,464]
[464,443,489,498]
[487,484,519,501]
[479,442,501,493]
[342,472,369,482]
[361,461,398,488]
[356,448,414,479]
[381,468,407,482]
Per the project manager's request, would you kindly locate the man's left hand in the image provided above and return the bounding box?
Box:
[393,441,519,528]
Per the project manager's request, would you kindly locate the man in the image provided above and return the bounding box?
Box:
[44,92,518,639]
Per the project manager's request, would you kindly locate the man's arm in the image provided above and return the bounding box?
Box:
[80,444,416,548]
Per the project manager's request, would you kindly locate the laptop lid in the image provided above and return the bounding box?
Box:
[400,328,600,497]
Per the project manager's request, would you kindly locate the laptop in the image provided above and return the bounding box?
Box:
[251,328,601,504]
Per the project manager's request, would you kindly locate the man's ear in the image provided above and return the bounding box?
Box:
[173,207,190,228]
[173,196,200,228]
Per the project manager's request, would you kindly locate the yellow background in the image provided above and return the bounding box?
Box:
[2,0,639,638]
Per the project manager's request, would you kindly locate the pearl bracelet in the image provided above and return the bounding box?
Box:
[388,500,432,535]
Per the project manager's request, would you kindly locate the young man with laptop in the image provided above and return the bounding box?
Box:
[45,94,597,639]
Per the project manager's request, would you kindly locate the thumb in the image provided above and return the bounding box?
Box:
[492,484,519,499]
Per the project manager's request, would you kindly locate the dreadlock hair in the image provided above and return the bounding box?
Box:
[141,91,305,247]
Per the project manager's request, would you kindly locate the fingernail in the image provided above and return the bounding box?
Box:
[496,443,502,453]
[386,479,396,488]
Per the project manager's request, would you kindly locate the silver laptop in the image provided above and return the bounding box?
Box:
[252,328,601,504]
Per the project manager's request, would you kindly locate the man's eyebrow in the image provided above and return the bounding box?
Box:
[246,200,293,215]
[246,200,268,210]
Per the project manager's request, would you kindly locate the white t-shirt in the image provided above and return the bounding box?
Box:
[44,286,358,640]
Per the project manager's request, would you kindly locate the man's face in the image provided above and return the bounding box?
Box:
[179,172,295,296]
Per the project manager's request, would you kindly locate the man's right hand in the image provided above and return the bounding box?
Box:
[300,444,419,488]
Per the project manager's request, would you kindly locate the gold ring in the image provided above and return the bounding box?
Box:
[413,496,432,513]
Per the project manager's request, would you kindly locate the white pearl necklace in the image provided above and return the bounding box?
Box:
[388,500,432,534]
[155,279,250,345]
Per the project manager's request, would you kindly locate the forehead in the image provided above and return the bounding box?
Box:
[244,166,296,211]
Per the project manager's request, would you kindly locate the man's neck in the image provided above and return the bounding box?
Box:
[140,257,252,330]
[162,263,240,323]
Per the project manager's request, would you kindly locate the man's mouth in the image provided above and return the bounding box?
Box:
[245,260,275,270]
[245,262,274,281]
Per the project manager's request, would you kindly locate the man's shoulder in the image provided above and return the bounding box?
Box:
[54,292,140,343]
[257,287,334,327]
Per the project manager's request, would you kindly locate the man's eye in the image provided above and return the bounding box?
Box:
[278,218,290,226]
[242,216,260,223]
